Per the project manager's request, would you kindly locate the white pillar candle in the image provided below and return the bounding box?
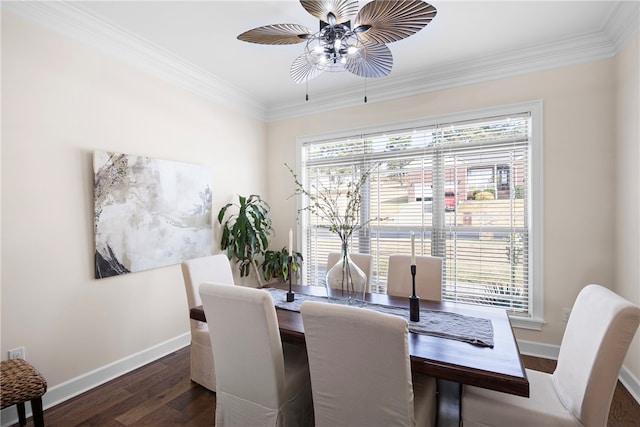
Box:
[289,228,293,256]
[411,232,416,265]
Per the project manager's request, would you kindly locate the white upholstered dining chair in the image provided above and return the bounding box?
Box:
[181,254,234,391]
[386,254,443,301]
[462,284,640,427]
[326,252,373,292]
[199,282,314,427]
[301,300,437,427]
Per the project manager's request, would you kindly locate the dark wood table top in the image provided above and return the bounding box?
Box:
[190,283,529,398]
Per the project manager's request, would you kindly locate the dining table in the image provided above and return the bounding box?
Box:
[190,283,529,426]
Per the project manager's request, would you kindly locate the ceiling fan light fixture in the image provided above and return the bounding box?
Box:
[238,0,437,91]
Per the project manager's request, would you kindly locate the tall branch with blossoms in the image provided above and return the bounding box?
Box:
[285,163,380,245]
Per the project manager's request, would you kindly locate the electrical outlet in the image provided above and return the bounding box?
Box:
[561,307,571,322]
[8,347,25,360]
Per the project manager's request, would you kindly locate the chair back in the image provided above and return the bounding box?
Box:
[181,254,234,310]
[199,282,286,424]
[553,284,640,426]
[301,301,416,427]
[326,252,373,292]
[181,254,234,392]
[387,255,443,301]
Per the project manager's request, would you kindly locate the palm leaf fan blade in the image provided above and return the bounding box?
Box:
[237,24,313,45]
[290,54,325,83]
[355,0,437,44]
[300,0,359,24]
[345,41,393,78]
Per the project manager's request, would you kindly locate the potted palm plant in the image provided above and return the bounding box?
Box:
[261,247,303,284]
[218,194,272,287]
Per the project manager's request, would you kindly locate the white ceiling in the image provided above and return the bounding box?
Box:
[6,1,639,120]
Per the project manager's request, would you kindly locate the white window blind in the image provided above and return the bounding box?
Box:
[297,107,537,318]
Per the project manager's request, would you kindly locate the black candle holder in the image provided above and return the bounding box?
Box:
[409,264,420,322]
[286,255,295,302]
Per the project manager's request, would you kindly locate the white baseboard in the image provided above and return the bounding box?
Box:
[0,333,190,427]
[517,339,560,359]
[518,339,640,404]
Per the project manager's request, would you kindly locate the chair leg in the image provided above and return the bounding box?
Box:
[16,402,27,426]
[31,397,45,427]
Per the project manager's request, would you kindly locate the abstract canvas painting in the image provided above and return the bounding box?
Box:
[94,151,213,279]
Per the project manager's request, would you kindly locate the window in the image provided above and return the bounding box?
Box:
[296,102,543,328]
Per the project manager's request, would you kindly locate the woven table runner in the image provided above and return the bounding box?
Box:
[265,288,494,348]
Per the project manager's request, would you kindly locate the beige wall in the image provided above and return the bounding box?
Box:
[267,37,639,380]
[1,13,267,388]
[615,35,640,379]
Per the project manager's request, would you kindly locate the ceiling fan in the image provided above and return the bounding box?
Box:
[237,0,438,86]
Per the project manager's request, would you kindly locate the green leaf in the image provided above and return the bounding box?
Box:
[217,194,273,281]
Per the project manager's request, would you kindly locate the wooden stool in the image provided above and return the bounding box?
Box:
[1,359,47,427]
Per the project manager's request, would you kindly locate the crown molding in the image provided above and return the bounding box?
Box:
[4,1,637,123]
[602,1,640,52]
[267,32,613,120]
[2,1,268,120]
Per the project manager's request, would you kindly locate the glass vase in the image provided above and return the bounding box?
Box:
[325,241,367,306]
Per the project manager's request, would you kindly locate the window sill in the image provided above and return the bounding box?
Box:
[509,315,546,331]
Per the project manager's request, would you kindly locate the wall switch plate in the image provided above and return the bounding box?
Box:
[561,307,571,322]
[8,347,25,360]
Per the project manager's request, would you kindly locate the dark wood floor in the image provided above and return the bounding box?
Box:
[11,346,640,426]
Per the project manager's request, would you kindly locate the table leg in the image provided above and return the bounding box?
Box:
[436,379,461,427]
